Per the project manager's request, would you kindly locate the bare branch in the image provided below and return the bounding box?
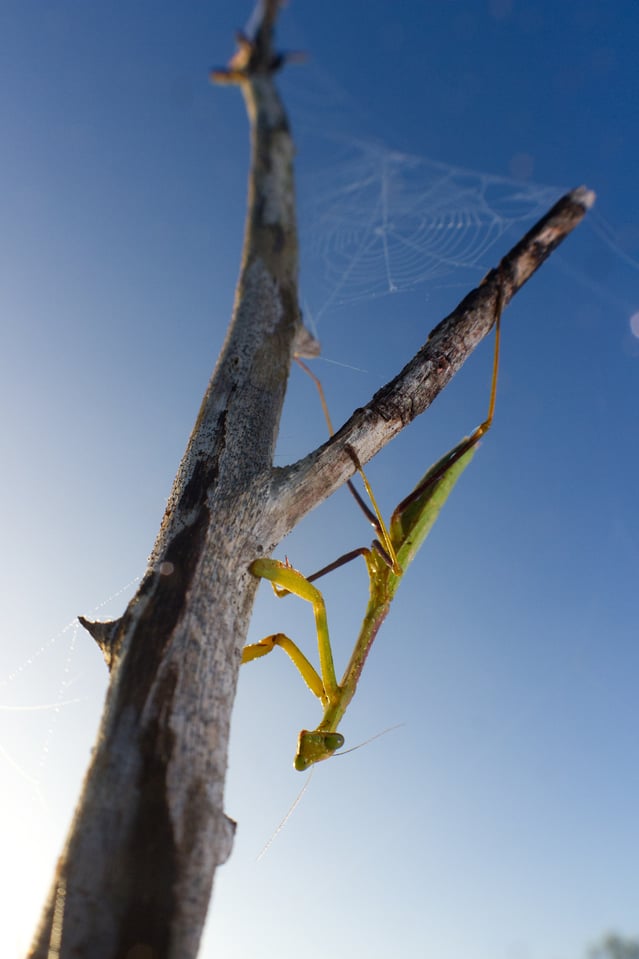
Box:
[270,187,595,538]
[28,3,304,956]
[210,0,302,84]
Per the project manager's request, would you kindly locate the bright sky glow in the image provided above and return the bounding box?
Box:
[2,2,638,958]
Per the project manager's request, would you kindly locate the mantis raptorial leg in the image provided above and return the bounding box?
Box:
[244,287,503,770]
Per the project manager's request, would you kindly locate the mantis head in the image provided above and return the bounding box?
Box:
[294,729,345,771]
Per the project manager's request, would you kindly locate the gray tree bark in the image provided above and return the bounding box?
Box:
[28,5,594,958]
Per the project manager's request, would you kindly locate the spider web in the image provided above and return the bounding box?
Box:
[297,136,563,324]
[0,578,142,955]
[0,577,139,804]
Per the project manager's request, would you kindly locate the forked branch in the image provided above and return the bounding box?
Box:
[27,1,594,956]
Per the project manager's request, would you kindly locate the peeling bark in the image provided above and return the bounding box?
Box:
[28,5,593,958]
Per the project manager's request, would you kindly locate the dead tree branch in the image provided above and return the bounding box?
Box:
[27,6,593,958]
[267,187,593,541]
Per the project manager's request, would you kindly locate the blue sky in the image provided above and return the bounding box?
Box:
[1,2,638,957]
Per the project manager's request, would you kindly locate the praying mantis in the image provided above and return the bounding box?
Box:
[243,287,504,770]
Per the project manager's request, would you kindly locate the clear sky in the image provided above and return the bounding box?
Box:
[1,2,638,957]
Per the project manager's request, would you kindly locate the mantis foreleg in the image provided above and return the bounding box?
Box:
[247,558,339,704]
[242,632,325,701]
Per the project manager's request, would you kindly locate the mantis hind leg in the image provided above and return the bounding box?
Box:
[396,284,503,517]
[295,357,401,575]
[474,282,503,441]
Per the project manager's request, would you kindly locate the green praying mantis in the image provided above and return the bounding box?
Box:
[243,288,504,770]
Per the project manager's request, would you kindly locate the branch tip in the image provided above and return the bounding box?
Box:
[78,615,121,671]
[210,1,303,85]
[571,185,596,210]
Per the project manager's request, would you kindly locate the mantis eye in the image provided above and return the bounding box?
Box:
[294,730,345,770]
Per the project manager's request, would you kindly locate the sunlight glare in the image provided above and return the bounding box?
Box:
[1,801,56,958]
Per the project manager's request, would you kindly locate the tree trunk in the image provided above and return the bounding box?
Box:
[28,5,594,958]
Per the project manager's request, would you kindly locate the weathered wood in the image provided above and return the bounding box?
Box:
[28,5,593,958]
[28,11,306,959]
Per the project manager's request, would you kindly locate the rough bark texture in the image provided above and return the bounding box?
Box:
[28,5,594,958]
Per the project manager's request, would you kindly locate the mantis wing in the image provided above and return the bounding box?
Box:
[389,440,479,596]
